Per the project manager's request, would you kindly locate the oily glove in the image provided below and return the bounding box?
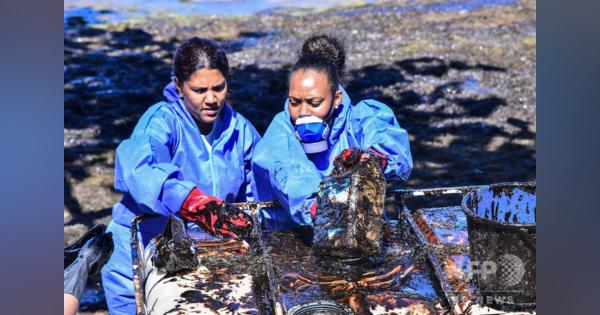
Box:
[332,147,387,175]
[64,231,114,300]
[310,200,318,221]
[64,224,106,268]
[179,188,254,239]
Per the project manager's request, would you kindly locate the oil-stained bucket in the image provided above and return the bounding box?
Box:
[461,182,536,311]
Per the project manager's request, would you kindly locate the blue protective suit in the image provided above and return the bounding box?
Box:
[101,82,260,314]
[252,87,412,230]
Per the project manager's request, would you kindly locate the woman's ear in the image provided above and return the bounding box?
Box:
[333,89,343,109]
[173,77,184,98]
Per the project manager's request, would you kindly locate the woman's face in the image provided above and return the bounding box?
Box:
[176,68,227,130]
[288,69,342,122]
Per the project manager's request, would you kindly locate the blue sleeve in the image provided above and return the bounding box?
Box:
[239,118,262,202]
[114,105,196,216]
[352,100,413,181]
[251,113,322,225]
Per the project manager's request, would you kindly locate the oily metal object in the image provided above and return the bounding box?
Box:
[395,184,483,315]
[130,185,536,314]
[396,183,536,315]
[131,201,280,315]
[462,182,536,312]
[132,216,267,315]
[246,201,286,315]
[267,220,445,314]
[313,152,386,258]
[231,200,281,212]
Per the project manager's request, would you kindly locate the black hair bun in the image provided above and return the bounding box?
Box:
[300,34,345,77]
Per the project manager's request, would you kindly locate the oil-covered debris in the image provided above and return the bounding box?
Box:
[313,150,386,258]
[265,218,443,314]
[199,246,267,280]
[415,207,469,246]
[64,223,106,268]
[133,184,537,314]
[141,226,267,315]
[173,271,260,314]
[462,183,536,311]
[411,206,477,311]
[153,215,199,275]
[195,239,250,258]
[149,268,262,314]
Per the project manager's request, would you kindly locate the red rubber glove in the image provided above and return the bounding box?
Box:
[367,147,388,171]
[179,188,253,239]
[310,200,318,220]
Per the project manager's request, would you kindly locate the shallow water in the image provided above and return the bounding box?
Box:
[64,0,519,25]
[461,76,494,95]
[64,0,377,24]
[330,0,518,18]
[415,0,517,13]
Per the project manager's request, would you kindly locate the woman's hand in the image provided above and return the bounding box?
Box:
[333,147,387,174]
[179,188,253,239]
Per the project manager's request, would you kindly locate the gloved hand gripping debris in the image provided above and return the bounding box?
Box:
[333,147,388,175]
[179,187,254,239]
[311,147,387,221]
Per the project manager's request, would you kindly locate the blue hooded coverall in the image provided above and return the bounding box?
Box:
[252,88,413,230]
[101,83,261,314]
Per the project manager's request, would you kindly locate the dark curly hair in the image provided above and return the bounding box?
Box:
[300,34,345,78]
[172,37,231,83]
[291,34,346,95]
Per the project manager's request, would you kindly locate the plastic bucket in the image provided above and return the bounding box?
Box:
[461,182,536,311]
